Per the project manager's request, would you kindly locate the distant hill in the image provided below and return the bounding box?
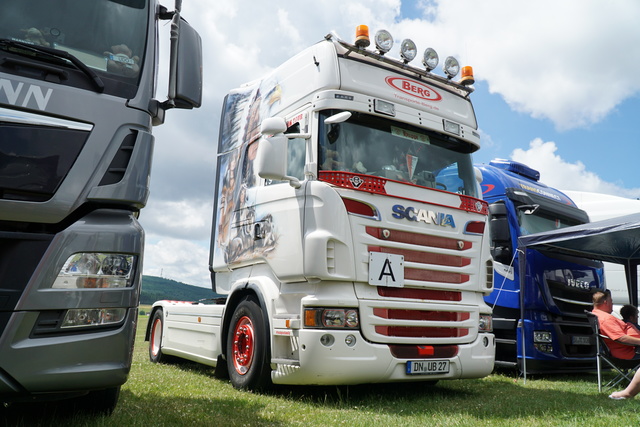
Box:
[140,275,221,305]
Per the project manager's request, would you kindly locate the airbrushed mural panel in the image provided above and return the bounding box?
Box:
[212,78,290,272]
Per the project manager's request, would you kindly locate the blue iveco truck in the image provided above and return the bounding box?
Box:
[477,159,604,373]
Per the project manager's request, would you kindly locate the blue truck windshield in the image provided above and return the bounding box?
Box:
[517,209,582,236]
[0,0,148,95]
[318,111,478,197]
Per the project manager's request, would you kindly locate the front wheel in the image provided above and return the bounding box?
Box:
[226,295,271,390]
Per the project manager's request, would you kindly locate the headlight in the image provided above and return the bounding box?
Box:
[374,29,393,53]
[62,308,127,328]
[422,48,439,71]
[479,314,493,332]
[304,308,359,329]
[52,253,136,289]
[400,39,417,63]
[443,56,460,79]
[534,330,552,343]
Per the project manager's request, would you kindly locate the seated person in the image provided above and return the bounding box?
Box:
[591,290,640,360]
[620,304,640,331]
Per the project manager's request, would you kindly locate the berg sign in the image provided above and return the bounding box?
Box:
[385,77,442,102]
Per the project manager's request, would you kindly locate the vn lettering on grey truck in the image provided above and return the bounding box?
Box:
[0,78,52,110]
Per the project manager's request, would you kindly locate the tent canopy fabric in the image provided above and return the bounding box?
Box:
[517,212,640,306]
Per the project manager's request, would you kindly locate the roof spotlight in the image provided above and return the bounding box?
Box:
[443,56,460,79]
[422,48,439,72]
[374,29,393,54]
[399,39,417,63]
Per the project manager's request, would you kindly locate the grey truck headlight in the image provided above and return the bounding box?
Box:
[52,253,136,289]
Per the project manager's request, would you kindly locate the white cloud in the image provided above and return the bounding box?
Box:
[143,237,211,288]
[140,198,212,240]
[397,0,640,130]
[510,139,640,199]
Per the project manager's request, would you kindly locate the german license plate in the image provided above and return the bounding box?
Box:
[571,336,591,345]
[406,360,450,375]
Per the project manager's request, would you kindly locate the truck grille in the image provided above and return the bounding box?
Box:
[356,225,479,345]
[0,112,90,202]
[547,279,594,317]
[366,226,472,286]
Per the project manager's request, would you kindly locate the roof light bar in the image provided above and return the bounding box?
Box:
[347,26,473,90]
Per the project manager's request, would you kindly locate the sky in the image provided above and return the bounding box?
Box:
[142,0,640,288]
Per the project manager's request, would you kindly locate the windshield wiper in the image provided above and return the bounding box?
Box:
[0,39,105,93]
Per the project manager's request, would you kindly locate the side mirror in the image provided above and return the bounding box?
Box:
[255,134,301,188]
[174,18,203,109]
[488,202,513,264]
[260,117,287,135]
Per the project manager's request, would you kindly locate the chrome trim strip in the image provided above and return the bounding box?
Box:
[0,107,93,131]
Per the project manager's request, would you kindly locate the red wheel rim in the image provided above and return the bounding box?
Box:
[232,316,254,375]
[150,318,162,357]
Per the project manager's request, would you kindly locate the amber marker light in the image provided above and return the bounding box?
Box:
[460,66,475,86]
[355,25,370,48]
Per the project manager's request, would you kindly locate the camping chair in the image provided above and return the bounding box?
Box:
[585,311,640,392]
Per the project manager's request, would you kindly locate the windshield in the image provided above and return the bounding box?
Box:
[517,208,582,236]
[318,111,478,197]
[0,0,148,82]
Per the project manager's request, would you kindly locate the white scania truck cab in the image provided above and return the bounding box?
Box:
[147,25,494,390]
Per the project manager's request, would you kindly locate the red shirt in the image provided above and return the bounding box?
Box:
[592,308,640,360]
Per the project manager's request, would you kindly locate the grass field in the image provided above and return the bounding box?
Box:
[3,314,640,427]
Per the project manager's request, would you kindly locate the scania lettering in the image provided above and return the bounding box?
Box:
[147,26,494,390]
[0,0,202,413]
[391,205,456,227]
[477,160,604,373]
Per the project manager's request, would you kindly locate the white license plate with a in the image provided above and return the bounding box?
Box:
[406,360,450,375]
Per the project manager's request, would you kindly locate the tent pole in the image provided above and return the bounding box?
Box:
[625,261,639,307]
[518,247,527,384]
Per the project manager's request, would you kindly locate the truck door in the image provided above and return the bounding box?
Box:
[237,135,307,282]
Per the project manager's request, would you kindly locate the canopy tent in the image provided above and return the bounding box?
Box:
[518,212,640,306]
[515,212,640,380]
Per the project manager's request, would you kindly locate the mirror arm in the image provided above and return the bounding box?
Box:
[286,177,302,188]
[283,133,311,139]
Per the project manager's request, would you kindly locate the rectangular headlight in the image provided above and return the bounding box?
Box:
[52,253,136,289]
[304,308,359,329]
[443,119,460,136]
[374,99,395,116]
[61,308,127,328]
[533,330,552,343]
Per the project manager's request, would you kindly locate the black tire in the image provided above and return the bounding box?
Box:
[226,295,271,390]
[213,355,229,380]
[149,309,167,363]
